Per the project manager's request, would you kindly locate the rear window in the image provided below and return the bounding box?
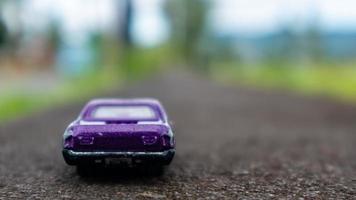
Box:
[90,105,157,121]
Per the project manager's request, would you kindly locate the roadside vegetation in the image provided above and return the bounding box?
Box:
[0,70,119,121]
[164,0,356,104]
[211,61,356,103]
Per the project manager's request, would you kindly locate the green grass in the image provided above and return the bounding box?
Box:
[121,45,179,79]
[0,69,121,122]
[0,96,41,121]
[212,61,356,103]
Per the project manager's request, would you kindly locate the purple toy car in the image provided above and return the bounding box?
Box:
[62,98,175,169]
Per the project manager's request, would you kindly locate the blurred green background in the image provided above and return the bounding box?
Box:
[1,0,356,121]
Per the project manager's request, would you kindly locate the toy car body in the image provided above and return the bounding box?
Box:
[62,98,175,167]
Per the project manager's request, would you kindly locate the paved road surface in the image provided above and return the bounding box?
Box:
[0,69,356,199]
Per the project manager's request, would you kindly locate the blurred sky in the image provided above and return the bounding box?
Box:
[211,0,356,35]
[131,0,169,47]
[5,0,356,46]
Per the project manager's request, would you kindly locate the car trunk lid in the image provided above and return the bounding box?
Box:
[72,124,167,152]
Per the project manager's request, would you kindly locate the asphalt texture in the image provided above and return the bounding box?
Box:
[0,69,356,199]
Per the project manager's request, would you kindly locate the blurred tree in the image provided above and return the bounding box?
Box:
[118,0,136,77]
[88,31,105,68]
[1,0,24,53]
[120,0,133,48]
[47,20,62,52]
[279,27,299,62]
[165,0,209,66]
[270,14,324,65]
[200,35,239,65]
[0,18,7,48]
[42,19,63,69]
[0,1,9,48]
[304,24,324,62]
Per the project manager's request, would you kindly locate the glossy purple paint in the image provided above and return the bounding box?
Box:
[62,98,175,166]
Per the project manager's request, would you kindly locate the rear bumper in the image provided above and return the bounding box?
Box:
[62,149,175,166]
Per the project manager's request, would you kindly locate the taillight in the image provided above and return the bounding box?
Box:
[162,135,167,146]
[141,135,158,145]
[162,135,173,147]
[78,136,95,145]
